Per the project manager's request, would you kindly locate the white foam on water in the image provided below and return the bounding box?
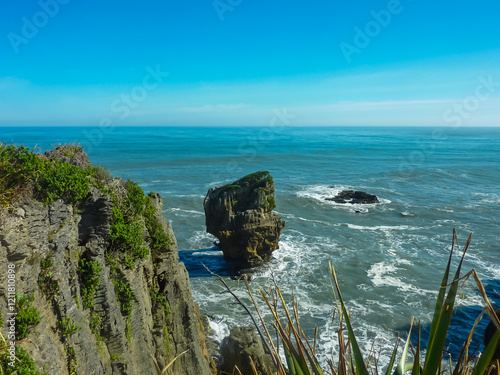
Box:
[347,224,419,231]
[296,184,346,201]
[207,317,230,344]
[165,207,205,216]
[367,261,434,296]
[316,310,401,371]
[187,230,217,249]
[437,207,454,213]
[170,194,206,198]
[473,192,500,204]
[455,292,485,308]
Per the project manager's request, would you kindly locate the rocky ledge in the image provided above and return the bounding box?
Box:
[326,189,379,204]
[204,171,285,267]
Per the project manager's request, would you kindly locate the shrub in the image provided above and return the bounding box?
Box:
[38,256,59,297]
[113,277,134,317]
[144,195,171,253]
[37,159,89,204]
[0,345,40,375]
[15,294,41,340]
[0,144,90,206]
[125,179,145,217]
[110,207,149,261]
[78,258,102,309]
[86,166,111,192]
[57,315,80,338]
[55,143,82,158]
[150,289,172,318]
[0,144,43,206]
[90,312,103,339]
[67,345,77,375]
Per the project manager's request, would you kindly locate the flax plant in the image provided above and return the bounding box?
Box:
[211,229,499,375]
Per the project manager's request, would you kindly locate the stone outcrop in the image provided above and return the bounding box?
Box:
[326,189,379,204]
[219,327,276,375]
[42,145,93,170]
[204,171,285,267]
[0,149,211,375]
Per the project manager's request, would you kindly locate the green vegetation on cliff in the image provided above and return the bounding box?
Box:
[38,256,60,300]
[0,346,40,375]
[220,171,274,193]
[145,194,172,253]
[0,144,89,206]
[15,294,41,341]
[109,182,171,268]
[78,259,102,310]
[0,143,210,375]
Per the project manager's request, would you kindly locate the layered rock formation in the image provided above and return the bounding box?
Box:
[204,171,285,267]
[0,146,212,375]
[326,189,379,204]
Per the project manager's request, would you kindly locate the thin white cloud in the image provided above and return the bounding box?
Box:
[178,103,250,113]
[298,99,459,112]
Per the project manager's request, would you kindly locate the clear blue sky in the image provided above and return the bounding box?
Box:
[1,0,499,126]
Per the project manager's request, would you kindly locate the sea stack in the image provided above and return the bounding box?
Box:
[204,171,285,267]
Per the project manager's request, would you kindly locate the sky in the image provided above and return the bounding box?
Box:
[1,0,499,127]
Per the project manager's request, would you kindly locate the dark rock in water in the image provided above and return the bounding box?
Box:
[204,171,285,267]
[219,327,276,375]
[484,309,500,360]
[326,189,379,204]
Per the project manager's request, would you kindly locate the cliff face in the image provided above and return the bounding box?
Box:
[204,171,285,267]
[0,146,211,375]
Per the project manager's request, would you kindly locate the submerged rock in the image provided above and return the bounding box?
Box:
[219,327,276,375]
[204,171,285,267]
[326,189,379,204]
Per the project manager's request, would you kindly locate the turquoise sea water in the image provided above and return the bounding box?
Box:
[2,126,499,366]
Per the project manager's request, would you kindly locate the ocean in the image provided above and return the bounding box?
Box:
[2,125,499,367]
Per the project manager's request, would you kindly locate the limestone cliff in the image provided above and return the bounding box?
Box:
[204,171,285,267]
[0,145,212,375]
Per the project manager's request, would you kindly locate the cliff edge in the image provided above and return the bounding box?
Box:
[0,144,212,375]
